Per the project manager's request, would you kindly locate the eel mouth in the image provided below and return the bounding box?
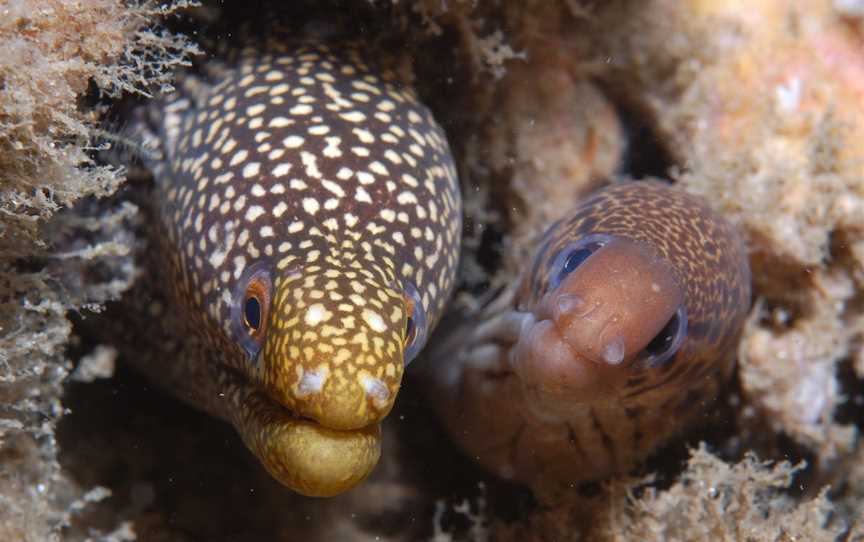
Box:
[508,309,620,403]
[218,366,382,498]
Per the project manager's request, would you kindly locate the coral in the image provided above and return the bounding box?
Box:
[495,445,852,541]
[0,0,197,539]
[481,64,625,275]
[413,0,626,296]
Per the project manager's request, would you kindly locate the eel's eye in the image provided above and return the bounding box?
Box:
[549,233,614,290]
[231,262,273,360]
[402,281,428,366]
[405,314,416,347]
[637,306,688,368]
[244,295,262,331]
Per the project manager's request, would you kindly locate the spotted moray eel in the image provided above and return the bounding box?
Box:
[135,39,461,497]
[426,181,751,487]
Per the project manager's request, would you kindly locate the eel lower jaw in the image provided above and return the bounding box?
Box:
[507,298,630,405]
[218,367,382,497]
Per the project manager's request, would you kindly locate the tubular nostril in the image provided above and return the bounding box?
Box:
[360,375,391,410]
[288,373,394,431]
[601,336,626,365]
[297,369,327,397]
[555,293,587,320]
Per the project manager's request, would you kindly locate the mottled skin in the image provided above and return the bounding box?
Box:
[427,181,750,487]
[136,40,461,496]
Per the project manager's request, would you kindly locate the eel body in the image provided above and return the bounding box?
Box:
[136,40,461,496]
[427,181,750,487]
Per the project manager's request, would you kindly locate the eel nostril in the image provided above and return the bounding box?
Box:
[360,375,391,409]
[555,293,586,319]
[296,369,326,398]
[601,336,626,365]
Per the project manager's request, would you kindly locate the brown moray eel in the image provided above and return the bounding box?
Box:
[135,40,461,496]
[426,181,750,487]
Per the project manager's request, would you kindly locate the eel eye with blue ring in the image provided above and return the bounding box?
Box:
[244,296,262,330]
[402,281,428,366]
[548,233,614,290]
[231,262,273,360]
[637,306,688,368]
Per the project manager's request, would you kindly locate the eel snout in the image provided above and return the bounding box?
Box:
[509,237,684,401]
[258,272,408,433]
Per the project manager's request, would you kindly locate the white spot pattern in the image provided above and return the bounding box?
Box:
[148,41,461,414]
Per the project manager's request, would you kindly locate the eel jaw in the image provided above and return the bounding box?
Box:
[219,368,382,497]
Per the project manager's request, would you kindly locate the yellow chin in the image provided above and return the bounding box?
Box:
[228,380,382,497]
